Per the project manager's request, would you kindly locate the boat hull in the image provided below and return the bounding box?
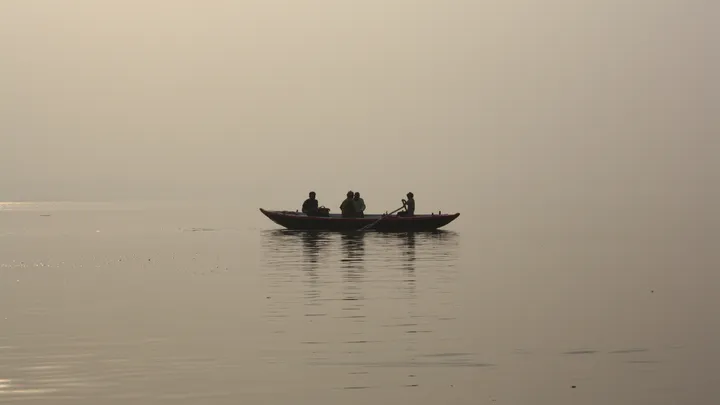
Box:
[259,209,459,232]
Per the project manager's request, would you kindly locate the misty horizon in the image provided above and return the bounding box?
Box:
[1,1,716,218]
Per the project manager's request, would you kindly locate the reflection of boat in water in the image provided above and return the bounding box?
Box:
[261,230,457,271]
[260,230,459,304]
[259,209,460,232]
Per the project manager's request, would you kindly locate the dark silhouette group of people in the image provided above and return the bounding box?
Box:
[340,191,365,217]
[302,191,415,218]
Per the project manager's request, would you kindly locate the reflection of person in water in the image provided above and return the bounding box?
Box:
[340,232,365,267]
[403,232,416,261]
[299,231,329,304]
[340,232,366,306]
[402,233,416,293]
[300,231,324,264]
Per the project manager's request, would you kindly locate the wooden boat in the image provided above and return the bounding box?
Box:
[259,208,460,232]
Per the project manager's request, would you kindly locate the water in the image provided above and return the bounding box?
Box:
[1,202,718,404]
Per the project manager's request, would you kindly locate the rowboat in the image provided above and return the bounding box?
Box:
[259,208,460,232]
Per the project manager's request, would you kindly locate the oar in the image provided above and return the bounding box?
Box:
[358,206,405,231]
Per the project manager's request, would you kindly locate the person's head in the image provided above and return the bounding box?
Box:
[354,192,360,199]
[309,191,316,200]
[406,192,414,199]
[347,191,354,198]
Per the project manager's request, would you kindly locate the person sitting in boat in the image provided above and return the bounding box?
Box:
[340,191,357,218]
[302,191,319,215]
[397,192,415,217]
[353,192,366,218]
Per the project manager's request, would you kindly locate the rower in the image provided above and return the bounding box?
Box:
[398,192,415,217]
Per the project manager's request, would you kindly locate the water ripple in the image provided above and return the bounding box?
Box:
[259,230,463,381]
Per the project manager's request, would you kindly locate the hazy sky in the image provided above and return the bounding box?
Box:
[1,1,716,221]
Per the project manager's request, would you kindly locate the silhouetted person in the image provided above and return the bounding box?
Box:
[302,191,319,215]
[340,191,356,218]
[398,192,415,217]
[353,192,365,218]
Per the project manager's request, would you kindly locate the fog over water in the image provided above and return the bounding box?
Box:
[1,1,718,404]
[2,1,716,210]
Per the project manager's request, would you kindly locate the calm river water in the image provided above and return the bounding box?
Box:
[1,202,717,404]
